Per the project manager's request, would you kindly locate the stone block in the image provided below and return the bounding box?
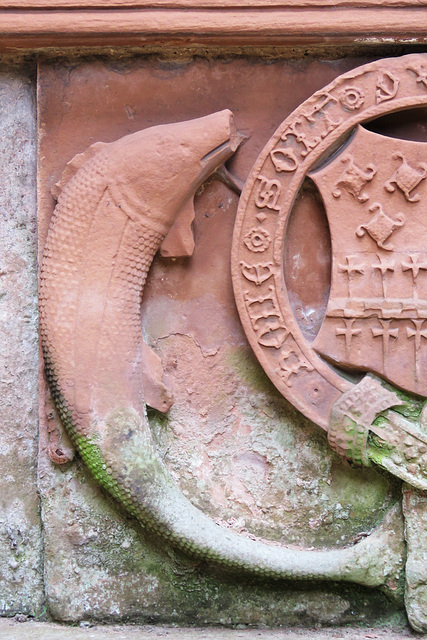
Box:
[37,54,404,625]
[0,63,44,617]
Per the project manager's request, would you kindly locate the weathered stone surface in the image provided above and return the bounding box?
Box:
[0,618,416,640]
[403,485,427,633]
[0,64,44,616]
[37,55,404,624]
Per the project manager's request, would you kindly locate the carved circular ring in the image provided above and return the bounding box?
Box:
[339,86,365,111]
[232,53,427,431]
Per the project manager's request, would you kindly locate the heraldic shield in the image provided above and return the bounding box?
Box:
[310,125,427,398]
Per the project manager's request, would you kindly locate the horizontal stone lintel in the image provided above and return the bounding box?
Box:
[0,5,426,50]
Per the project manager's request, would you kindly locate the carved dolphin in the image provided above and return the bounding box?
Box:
[39,110,404,594]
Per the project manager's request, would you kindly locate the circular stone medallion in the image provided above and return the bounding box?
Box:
[232,54,427,431]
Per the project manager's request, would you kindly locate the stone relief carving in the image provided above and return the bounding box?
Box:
[40,108,406,614]
[375,71,400,104]
[232,53,427,632]
[331,154,376,202]
[355,201,405,251]
[385,152,427,202]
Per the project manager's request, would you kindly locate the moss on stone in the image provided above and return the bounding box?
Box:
[227,347,278,396]
[326,458,398,524]
[367,431,396,468]
[73,433,139,518]
[376,378,425,422]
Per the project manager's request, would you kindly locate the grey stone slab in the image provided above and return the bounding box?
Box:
[0,63,44,616]
[0,620,417,640]
[402,485,427,633]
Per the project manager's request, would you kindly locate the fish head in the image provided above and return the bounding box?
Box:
[108,110,242,241]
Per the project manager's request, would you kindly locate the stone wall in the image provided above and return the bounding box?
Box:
[0,51,414,627]
[0,63,44,617]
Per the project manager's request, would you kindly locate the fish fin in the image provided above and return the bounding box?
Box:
[141,340,174,413]
[52,141,108,200]
[160,198,195,258]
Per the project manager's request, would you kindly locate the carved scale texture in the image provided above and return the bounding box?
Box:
[40,152,108,434]
[39,149,402,589]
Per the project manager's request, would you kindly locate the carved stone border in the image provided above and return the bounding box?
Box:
[0,2,427,50]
